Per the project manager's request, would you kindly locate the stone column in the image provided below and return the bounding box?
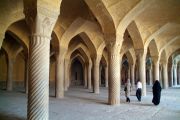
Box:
[56,57,65,98]
[84,64,88,88]
[171,65,174,86]
[7,58,15,91]
[87,62,92,89]
[28,35,51,120]
[99,65,102,86]
[135,66,139,83]
[152,56,160,81]
[162,62,168,89]
[105,66,108,87]
[178,62,180,85]
[173,62,177,86]
[67,62,71,88]
[136,49,147,96]
[128,66,130,79]
[64,58,69,91]
[25,57,29,94]
[108,43,121,105]
[130,64,135,88]
[93,55,101,94]
[149,65,153,85]
[24,2,60,120]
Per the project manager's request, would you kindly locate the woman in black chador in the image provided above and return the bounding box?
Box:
[152,80,162,105]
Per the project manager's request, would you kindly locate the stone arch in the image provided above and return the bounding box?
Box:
[66,43,91,64]
[84,0,116,39]
[115,0,153,44]
[59,17,104,56]
[6,19,29,56]
[0,0,24,47]
[160,50,167,63]
[159,36,180,56]
[51,31,60,55]
[70,53,86,86]
[148,40,159,57]
[144,23,174,49]
[127,21,144,50]
[125,50,135,65]
[101,50,108,67]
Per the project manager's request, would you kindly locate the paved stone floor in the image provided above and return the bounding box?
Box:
[0,86,180,120]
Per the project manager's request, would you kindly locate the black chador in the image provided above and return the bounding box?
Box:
[152,80,162,105]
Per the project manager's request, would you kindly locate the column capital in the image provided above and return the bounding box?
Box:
[23,1,60,36]
[107,42,121,56]
[135,49,146,57]
[151,56,160,63]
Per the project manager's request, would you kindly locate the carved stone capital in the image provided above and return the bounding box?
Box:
[24,4,60,37]
[152,56,160,63]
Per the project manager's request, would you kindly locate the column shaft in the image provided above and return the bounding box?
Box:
[28,35,50,120]
[7,59,14,91]
[93,62,100,94]
[56,57,64,98]
[130,64,135,88]
[108,44,121,105]
[171,65,174,86]
[153,59,159,81]
[87,63,92,89]
[105,66,108,87]
[84,65,87,88]
[64,59,69,91]
[162,63,168,89]
[178,63,180,85]
[173,64,177,86]
[137,51,146,96]
[149,67,153,85]
[25,58,29,94]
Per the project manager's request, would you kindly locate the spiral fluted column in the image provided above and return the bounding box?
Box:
[88,62,92,89]
[28,35,50,120]
[108,44,121,105]
[105,66,108,87]
[7,58,15,91]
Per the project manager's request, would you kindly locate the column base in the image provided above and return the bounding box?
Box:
[94,90,99,94]
[56,92,64,99]
[108,99,120,105]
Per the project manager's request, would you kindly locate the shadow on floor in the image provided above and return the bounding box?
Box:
[130,102,154,106]
[0,112,25,120]
[67,94,108,105]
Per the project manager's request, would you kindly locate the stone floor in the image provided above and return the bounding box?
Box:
[0,86,180,120]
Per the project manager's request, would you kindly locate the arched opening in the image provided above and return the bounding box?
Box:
[121,55,129,85]
[71,58,84,86]
[100,64,105,86]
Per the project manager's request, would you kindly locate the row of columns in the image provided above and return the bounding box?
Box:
[4,2,179,120]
